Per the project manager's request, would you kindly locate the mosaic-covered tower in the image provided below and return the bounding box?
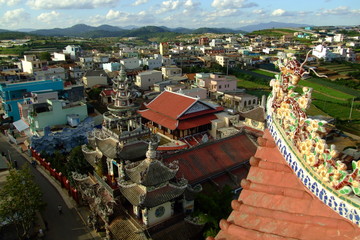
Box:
[82,65,150,185]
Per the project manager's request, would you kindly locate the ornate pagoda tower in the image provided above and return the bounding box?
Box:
[103,65,141,133]
[82,65,150,187]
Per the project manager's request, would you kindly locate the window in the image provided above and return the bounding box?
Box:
[155,206,165,218]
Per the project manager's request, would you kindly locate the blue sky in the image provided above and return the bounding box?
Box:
[0,0,359,30]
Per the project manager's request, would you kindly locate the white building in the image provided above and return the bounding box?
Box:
[82,70,108,88]
[135,70,163,90]
[209,39,223,47]
[120,58,140,70]
[161,65,182,79]
[21,55,44,74]
[142,58,162,70]
[333,46,356,62]
[334,34,344,43]
[34,67,66,81]
[79,57,94,70]
[103,62,120,72]
[312,45,336,61]
[63,45,81,60]
[52,52,66,61]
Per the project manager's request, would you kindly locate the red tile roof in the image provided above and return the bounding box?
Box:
[140,90,223,131]
[209,129,360,240]
[145,91,198,119]
[139,109,177,130]
[100,89,114,97]
[177,114,217,130]
[163,133,257,184]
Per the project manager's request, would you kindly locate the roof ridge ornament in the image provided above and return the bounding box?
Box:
[269,52,360,196]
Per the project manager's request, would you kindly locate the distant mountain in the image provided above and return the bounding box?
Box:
[0,29,11,33]
[0,22,309,38]
[27,24,243,38]
[0,31,36,40]
[16,28,37,32]
[239,21,312,32]
[192,27,237,34]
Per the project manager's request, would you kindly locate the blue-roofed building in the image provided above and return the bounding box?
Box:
[0,78,64,121]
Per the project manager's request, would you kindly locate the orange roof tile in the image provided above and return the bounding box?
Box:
[163,133,257,184]
[209,129,360,240]
[145,91,198,119]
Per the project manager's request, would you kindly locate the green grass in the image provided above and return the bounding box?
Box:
[252,69,278,78]
[307,104,329,117]
[246,89,270,98]
[309,77,360,97]
[299,79,355,100]
[237,80,270,89]
[312,99,360,120]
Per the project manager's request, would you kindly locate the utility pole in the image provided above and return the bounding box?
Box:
[349,97,355,120]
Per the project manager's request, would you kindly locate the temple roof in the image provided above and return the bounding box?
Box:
[118,181,187,208]
[125,159,179,186]
[144,90,198,119]
[210,129,360,240]
[142,90,221,120]
[95,135,117,159]
[239,106,266,123]
[163,133,257,184]
[139,109,218,130]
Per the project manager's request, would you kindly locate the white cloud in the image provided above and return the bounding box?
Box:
[89,9,156,26]
[1,8,30,28]
[211,0,257,9]
[271,9,285,16]
[208,9,238,18]
[252,9,264,14]
[157,0,181,13]
[37,11,60,23]
[184,0,199,8]
[239,19,255,24]
[27,0,119,9]
[320,6,360,15]
[106,9,121,19]
[132,0,148,6]
[0,0,21,6]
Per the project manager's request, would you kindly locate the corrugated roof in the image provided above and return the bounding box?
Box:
[164,133,257,184]
[209,129,360,240]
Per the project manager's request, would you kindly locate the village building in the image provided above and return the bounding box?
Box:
[139,90,223,140]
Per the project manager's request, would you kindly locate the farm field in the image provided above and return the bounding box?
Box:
[240,68,360,132]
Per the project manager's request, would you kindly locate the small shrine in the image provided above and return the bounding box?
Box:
[117,140,190,227]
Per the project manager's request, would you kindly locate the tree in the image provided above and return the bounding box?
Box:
[38,52,51,61]
[65,146,93,185]
[0,166,45,239]
[194,185,233,238]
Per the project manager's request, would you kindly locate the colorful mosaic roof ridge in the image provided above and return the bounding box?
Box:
[208,129,360,240]
[269,55,360,197]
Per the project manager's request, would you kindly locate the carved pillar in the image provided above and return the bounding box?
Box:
[142,208,149,226]
[117,162,124,178]
[107,158,114,176]
[133,205,140,218]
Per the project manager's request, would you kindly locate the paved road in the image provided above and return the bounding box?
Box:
[0,135,96,240]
